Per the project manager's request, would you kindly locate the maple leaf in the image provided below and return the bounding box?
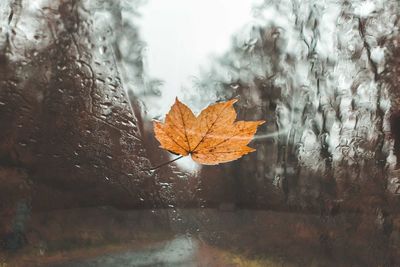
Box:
[153,98,265,165]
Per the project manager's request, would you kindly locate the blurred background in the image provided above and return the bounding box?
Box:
[1,0,400,266]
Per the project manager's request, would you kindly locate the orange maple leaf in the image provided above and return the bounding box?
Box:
[153,98,265,165]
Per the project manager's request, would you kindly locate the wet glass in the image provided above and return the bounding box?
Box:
[0,0,400,266]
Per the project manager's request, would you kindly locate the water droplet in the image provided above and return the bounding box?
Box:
[99,46,107,55]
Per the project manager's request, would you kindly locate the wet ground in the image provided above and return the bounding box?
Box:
[1,208,399,266]
[53,236,199,267]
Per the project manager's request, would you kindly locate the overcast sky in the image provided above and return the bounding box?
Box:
[138,0,258,114]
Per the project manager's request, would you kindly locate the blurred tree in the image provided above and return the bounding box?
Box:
[195,0,400,213]
[0,0,156,214]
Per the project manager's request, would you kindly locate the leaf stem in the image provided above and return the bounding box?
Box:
[144,155,184,171]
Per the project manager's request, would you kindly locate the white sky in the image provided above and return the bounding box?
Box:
[138,0,257,115]
[138,0,258,171]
